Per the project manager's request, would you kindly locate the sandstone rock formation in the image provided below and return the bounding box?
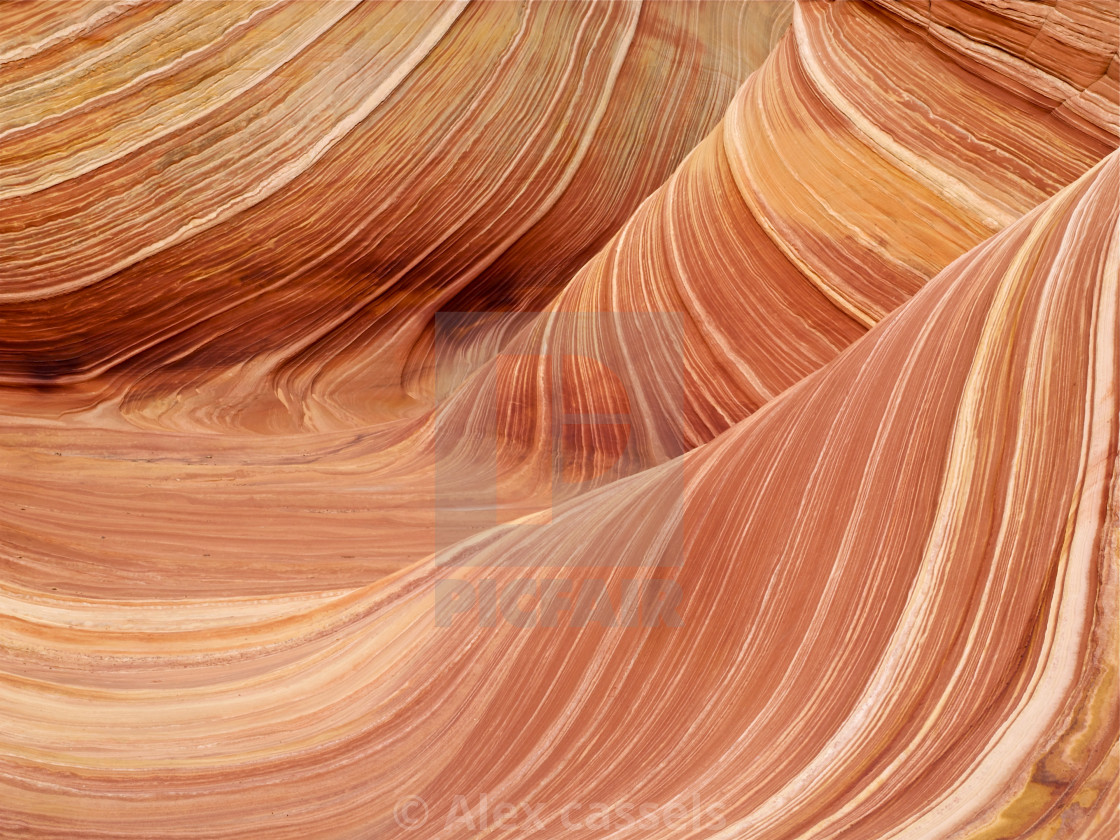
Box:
[0,1,1115,837]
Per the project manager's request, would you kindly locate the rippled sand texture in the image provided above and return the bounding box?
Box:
[0,1,1117,838]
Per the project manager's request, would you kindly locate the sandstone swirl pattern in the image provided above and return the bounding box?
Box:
[0,1,1116,838]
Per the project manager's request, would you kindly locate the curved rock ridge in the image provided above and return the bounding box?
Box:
[0,0,790,425]
[0,1,1117,837]
[452,0,1118,461]
[869,0,1120,142]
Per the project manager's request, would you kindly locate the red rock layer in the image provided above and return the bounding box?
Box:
[0,0,790,429]
[460,0,1117,462]
[869,0,1120,142]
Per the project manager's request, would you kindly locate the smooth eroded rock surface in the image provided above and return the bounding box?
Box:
[0,2,1116,837]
